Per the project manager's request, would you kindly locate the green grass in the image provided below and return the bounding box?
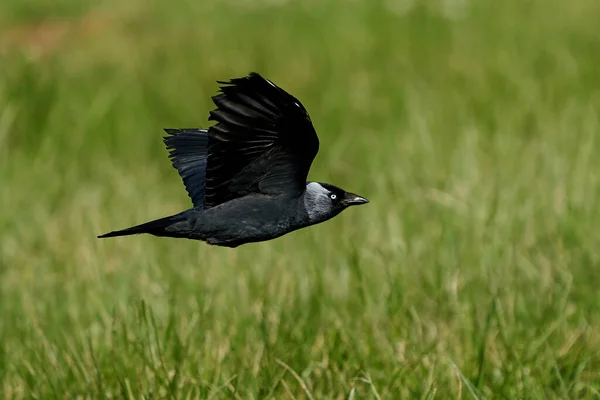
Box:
[1,0,600,398]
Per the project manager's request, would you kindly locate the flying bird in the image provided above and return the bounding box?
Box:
[98,73,368,247]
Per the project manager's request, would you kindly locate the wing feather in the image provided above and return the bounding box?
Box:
[204,73,319,208]
[163,128,209,208]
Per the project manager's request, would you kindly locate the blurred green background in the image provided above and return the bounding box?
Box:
[1,0,600,398]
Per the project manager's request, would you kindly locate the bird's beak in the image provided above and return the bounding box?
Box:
[343,193,369,206]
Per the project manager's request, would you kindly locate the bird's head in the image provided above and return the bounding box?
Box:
[303,182,369,223]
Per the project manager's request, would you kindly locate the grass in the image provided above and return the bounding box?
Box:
[1,0,600,398]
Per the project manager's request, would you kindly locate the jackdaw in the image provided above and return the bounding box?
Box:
[98,73,368,247]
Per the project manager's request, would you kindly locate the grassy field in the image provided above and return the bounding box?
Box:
[1,0,600,398]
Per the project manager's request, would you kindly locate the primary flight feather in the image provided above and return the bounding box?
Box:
[98,73,368,247]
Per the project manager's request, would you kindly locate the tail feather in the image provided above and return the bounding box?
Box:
[98,213,187,239]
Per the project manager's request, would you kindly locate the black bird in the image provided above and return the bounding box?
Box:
[98,73,368,247]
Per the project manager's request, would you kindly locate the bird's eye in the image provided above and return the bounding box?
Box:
[330,194,337,200]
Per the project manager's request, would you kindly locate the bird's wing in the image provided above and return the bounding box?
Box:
[163,128,209,208]
[204,72,320,208]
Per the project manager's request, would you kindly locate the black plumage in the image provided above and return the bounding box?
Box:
[206,74,319,206]
[164,128,208,208]
[98,73,368,247]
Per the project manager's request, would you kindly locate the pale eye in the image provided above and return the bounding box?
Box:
[330,194,337,200]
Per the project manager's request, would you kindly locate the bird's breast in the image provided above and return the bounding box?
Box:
[195,197,299,244]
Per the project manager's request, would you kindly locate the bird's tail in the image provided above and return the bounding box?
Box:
[97,213,188,239]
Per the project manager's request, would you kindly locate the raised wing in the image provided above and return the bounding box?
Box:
[204,72,320,208]
[163,128,209,208]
